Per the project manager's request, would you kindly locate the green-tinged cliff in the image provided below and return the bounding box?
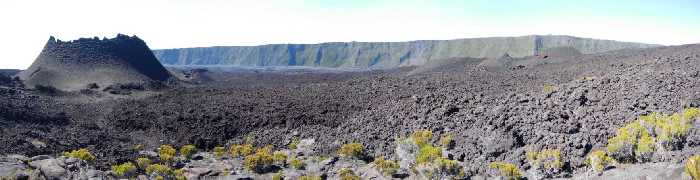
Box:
[153,35,658,68]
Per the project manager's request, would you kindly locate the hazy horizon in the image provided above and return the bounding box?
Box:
[1,0,699,69]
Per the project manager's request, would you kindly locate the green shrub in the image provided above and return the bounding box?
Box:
[173,168,186,180]
[63,148,96,162]
[635,130,655,162]
[146,164,172,176]
[289,138,300,150]
[526,149,563,178]
[337,143,364,158]
[585,150,616,175]
[213,146,226,159]
[543,84,557,94]
[489,162,522,180]
[683,107,699,120]
[411,130,433,147]
[686,155,700,180]
[180,145,197,158]
[607,121,644,162]
[655,113,692,150]
[111,162,136,177]
[439,133,454,149]
[338,168,360,180]
[243,146,274,173]
[289,157,304,169]
[373,156,399,176]
[273,151,287,165]
[272,172,283,180]
[436,158,461,175]
[416,144,442,164]
[159,145,177,163]
[230,144,254,158]
[298,175,322,180]
[608,108,697,164]
[136,157,151,170]
[244,136,255,145]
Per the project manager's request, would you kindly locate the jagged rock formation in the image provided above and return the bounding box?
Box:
[18,34,172,91]
[153,35,658,68]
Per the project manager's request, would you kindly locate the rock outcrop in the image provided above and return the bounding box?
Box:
[18,34,172,91]
[153,35,658,68]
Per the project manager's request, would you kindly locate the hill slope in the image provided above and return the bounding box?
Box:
[153,35,658,68]
[18,34,172,91]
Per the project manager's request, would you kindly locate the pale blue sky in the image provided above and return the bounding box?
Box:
[1,0,699,69]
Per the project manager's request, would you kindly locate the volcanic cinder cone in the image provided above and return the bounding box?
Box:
[19,34,172,91]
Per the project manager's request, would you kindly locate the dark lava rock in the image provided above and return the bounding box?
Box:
[2,41,700,174]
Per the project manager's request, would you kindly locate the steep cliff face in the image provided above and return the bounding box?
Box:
[153,35,658,68]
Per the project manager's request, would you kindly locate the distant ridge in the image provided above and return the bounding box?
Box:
[19,34,172,91]
[153,35,659,68]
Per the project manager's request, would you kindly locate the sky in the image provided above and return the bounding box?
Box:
[1,0,699,69]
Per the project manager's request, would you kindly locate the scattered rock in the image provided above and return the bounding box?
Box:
[29,158,67,180]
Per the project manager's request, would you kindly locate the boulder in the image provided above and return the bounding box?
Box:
[29,158,67,180]
[0,161,28,179]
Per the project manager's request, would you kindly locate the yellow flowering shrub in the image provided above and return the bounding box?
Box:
[489,162,522,180]
[159,145,177,162]
[63,148,96,162]
[111,162,137,178]
[337,143,364,158]
[373,156,399,176]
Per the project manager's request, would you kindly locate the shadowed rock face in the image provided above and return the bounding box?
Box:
[18,34,172,91]
[153,35,658,68]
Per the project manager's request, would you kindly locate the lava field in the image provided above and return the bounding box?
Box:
[1,44,700,177]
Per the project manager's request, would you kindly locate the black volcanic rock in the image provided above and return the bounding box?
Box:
[18,34,172,91]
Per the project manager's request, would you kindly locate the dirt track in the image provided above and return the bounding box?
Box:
[1,44,700,176]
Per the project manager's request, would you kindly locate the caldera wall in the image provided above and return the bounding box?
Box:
[153,35,658,68]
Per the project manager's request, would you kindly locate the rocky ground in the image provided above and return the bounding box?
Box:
[1,44,700,179]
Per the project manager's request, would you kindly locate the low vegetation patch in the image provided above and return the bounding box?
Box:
[338,168,360,180]
[243,145,275,173]
[416,144,442,164]
[298,175,322,180]
[543,83,557,94]
[439,133,454,149]
[526,149,563,178]
[213,146,226,159]
[289,157,305,169]
[585,150,616,175]
[179,144,197,158]
[136,157,151,170]
[289,138,300,150]
[373,156,399,176]
[272,172,284,180]
[606,108,698,164]
[489,162,522,180]
[146,164,172,176]
[173,168,186,180]
[111,162,137,178]
[411,130,433,147]
[63,148,96,162]
[273,151,287,165]
[230,144,254,158]
[158,145,177,163]
[686,155,700,180]
[337,142,364,159]
[405,130,464,179]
